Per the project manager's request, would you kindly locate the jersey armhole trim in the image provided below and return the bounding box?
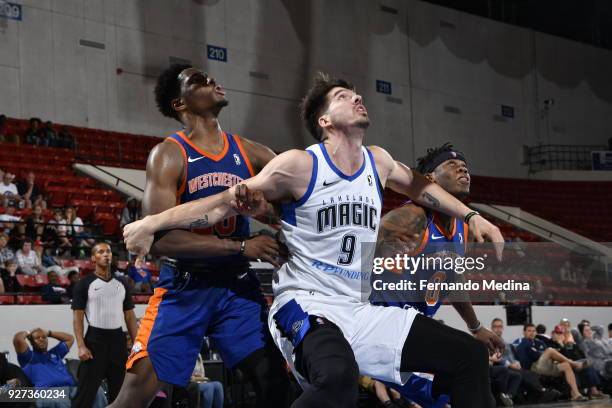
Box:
[280,151,317,226]
[165,137,187,204]
[232,134,256,177]
[366,148,383,202]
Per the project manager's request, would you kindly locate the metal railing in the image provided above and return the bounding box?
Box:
[524,144,607,173]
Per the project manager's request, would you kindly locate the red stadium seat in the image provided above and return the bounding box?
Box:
[0,295,15,304]
[16,295,48,305]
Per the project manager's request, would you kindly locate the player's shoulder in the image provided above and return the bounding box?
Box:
[366,145,394,169]
[233,136,277,171]
[271,149,314,170]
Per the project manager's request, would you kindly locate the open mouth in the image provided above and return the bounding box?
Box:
[355,105,367,114]
[458,176,470,183]
[215,86,226,96]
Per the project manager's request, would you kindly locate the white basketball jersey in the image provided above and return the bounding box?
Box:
[274,143,383,301]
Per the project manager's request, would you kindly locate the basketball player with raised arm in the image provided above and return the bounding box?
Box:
[370,143,504,407]
[123,73,505,408]
[110,65,288,408]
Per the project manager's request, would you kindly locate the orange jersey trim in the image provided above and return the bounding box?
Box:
[432,213,456,240]
[463,222,469,253]
[126,287,168,371]
[409,227,430,256]
[233,135,256,177]
[175,130,229,162]
[166,137,187,204]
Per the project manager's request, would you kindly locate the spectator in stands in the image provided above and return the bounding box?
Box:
[535,324,556,348]
[609,323,612,341]
[580,323,612,381]
[560,318,576,345]
[66,270,79,299]
[0,114,19,144]
[25,205,45,241]
[120,198,141,229]
[1,259,21,292]
[0,172,23,208]
[490,318,560,403]
[18,172,46,210]
[64,206,94,250]
[192,354,224,408]
[47,209,72,252]
[33,240,79,277]
[16,239,44,275]
[42,121,59,147]
[127,257,152,293]
[25,117,44,146]
[13,327,107,408]
[515,323,587,401]
[41,271,69,304]
[57,126,74,149]
[0,233,15,265]
[0,205,25,240]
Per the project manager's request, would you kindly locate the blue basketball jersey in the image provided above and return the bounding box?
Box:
[374,207,467,317]
[166,130,254,268]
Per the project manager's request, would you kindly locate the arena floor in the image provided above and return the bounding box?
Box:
[521,399,612,408]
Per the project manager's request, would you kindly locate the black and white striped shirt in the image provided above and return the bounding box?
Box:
[71,274,134,330]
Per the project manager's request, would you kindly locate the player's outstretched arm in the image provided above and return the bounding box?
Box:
[124,149,311,256]
[368,146,504,259]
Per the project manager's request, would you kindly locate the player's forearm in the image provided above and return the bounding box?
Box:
[408,172,472,220]
[72,313,86,348]
[151,230,240,258]
[451,301,479,329]
[146,189,236,233]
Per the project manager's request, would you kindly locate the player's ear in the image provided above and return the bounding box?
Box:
[318,113,332,132]
[172,98,186,115]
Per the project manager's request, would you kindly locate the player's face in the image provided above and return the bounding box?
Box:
[178,68,228,116]
[524,326,536,339]
[322,87,369,132]
[491,320,504,337]
[431,159,470,198]
[91,244,112,267]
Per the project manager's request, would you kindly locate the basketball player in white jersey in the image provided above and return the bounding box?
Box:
[123,73,504,408]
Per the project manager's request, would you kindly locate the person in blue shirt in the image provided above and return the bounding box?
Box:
[13,327,106,408]
[515,323,587,401]
[127,258,152,293]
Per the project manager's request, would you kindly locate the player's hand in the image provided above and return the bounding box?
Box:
[78,345,93,361]
[244,234,280,267]
[123,216,155,257]
[231,184,268,217]
[474,327,505,354]
[468,214,504,261]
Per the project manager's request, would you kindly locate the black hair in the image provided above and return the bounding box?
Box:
[416,142,454,174]
[523,323,535,331]
[608,323,612,331]
[535,324,546,334]
[301,72,355,141]
[154,64,192,121]
[67,270,78,279]
[491,317,503,326]
[577,322,589,336]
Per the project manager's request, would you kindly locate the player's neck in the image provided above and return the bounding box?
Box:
[95,267,111,281]
[323,134,364,175]
[183,116,224,149]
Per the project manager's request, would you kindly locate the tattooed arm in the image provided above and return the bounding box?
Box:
[376,204,427,267]
[368,145,504,258]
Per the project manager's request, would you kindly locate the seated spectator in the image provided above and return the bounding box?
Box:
[120,198,141,229]
[535,324,556,348]
[515,323,587,401]
[192,354,224,408]
[42,121,59,147]
[25,205,46,241]
[13,328,107,408]
[33,240,78,277]
[0,233,15,265]
[1,259,22,292]
[608,323,612,343]
[0,172,24,208]
[16,239,44,275]
[25,117,45,146]
[0,205,26,240]
[0,114,20,145]
[41,271,69,304]
[491,319,562,405]
[46,209,72,253]
[57,127,74,149]
[560,318,576,345]
[552,324,608,399]
[580,322,612,380]
[127,258,152,293]
[66,270,79,299]
[63,207,94,249]
[18,173,47,210]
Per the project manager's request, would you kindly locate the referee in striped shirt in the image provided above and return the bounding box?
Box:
[71,242,138,407]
